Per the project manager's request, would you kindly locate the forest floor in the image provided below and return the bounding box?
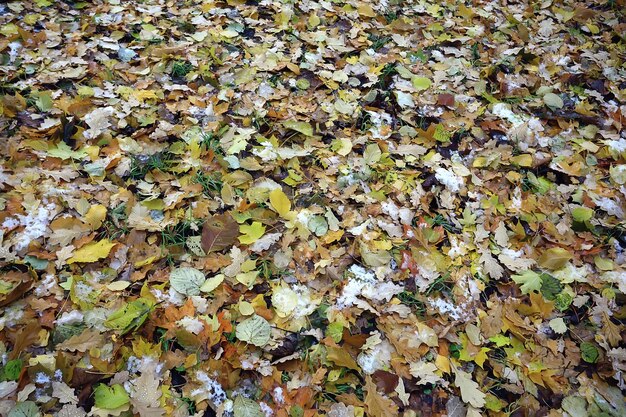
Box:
[0,1,626,417]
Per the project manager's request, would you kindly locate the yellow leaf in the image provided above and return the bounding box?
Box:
[538,247,572,270]
[510,154,533,167]
[326,346,360,371]
[84,204,107,229]
[68,240,116,264]
[107,281,131,291]
[269,188,291,217]
[435,354,451,374]
[239,222,266,244]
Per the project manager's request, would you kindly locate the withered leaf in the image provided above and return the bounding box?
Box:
[57,330,105,352]
[201,213,239,253]
[364,375,399,417]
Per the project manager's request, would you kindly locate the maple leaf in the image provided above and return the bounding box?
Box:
[364,376,399,417]
[238,222,266,245]
[409,361,442,385]
[511,270,542,294]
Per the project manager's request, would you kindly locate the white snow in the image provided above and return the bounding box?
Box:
[1,218,19,229]
[336,265,403,309]
[594,196,624,218]
[435,167,464,193]
[190,371,227,405]
[428,298,464,320]
[34,274,56,297]
[56,310,84,326]
[607,139,626,153]
[273,387,284,404]
[492,103,525,127]
[177,317,205,334]
[357,338,393,374]
[260,402,274,416]
[3,203,56,250]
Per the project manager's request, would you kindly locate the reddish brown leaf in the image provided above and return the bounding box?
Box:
[201,213,239,253]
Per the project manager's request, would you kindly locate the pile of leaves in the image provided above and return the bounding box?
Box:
[0,0,625,416]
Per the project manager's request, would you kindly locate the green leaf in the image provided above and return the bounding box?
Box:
[549,318,567,334]
[489,334,510,347]
[572,207,593,222]
[1,359,23,381]
[295,79,310,90]
[363,144,382,165]
[47,142,88,161]
[511,270,542,294]
[35,92,53,112]
[433,124,451,143]
[283,120,313,137]
[543,92,564,109]
[104,298,153,335]
[580,342,599,363]
[236,314,271,347]
[412,76,432,91]
[233,395,264,417]
[307,216,328,237]
[93,384,130,410]
[326,322,344,343]
[8,401,40,417]
[540,273,562,300]
[555,292,573,312]
[170,267,206,296]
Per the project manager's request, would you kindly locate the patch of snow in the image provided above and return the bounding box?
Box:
[1,218,19,229]
[607,139,626,153]
[5,203,56,250]
[8,41,21,63]
[56,310,84,326]
[435,167,464,193]
[273,387,284,404]
[34,274,56,297]
[492,103,526,127]
[357,338,393,374]
[0,302,25,329]
[260,402,273,416]
[35,372,51,385]
[191,371,228,405]
[428,297,464,320]
[594,196,624,218]
[336,265,403,309]
[177,317,205,334]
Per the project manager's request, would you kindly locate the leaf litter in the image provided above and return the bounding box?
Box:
[0,0,625,416]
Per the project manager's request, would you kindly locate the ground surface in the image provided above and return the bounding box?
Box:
[0,0,626,416]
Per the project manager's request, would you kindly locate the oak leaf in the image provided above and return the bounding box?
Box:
[364,376,399,417]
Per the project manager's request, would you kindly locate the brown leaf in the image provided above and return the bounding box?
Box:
[57,329,105,352]
[602,313,622,347]
[364,375,399,417]
[326,346,360,371]
[437,93,455,107]
[201,213,239,253]
[0,270,33,308]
